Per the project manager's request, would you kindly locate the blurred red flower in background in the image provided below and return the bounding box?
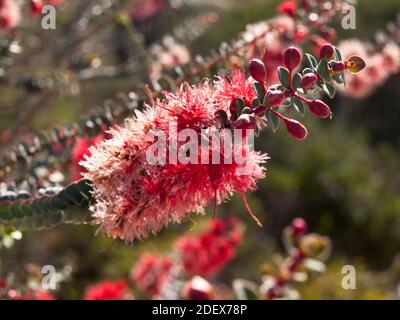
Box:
[84,279,131,300]
[175,218,242,278]
[71,135,103,181]
[131,253,172,296]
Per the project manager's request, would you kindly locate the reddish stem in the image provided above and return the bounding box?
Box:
[240,191,263,227]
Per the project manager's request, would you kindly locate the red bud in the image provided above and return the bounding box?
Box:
[30,0,43,16]
[248,58,267,83]
[234,114,256,130]
[283,117,308,141]
[183,276,215,300]
[331,61,346,72]
[308,100,332,118]
[267,90,286,106]
[291,218,308,236]
[301,73,318,89]
[284,47,302,71]
[319,44,335,60]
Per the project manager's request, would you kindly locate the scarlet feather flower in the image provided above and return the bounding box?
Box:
[175,218,242,278]
[82,76,267,241]
[84,279,131,300]
[71,135,103,181]
[131,253,172,296]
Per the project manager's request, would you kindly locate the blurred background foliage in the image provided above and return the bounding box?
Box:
[1,0,400,299]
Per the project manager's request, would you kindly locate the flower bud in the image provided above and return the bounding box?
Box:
[234,114,256,130]
[183,276,215,300]
[248,58,267,83]
[284,47,302,71]
[291,218,308,237]
[30,0,43,16]
[283,117,308,141]
[267,90,286,106]
[319,44,335,60]
[331,61,346,72]
[308,100,332,118]
[301,73,318,89]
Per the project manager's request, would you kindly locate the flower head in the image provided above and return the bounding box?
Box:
[82,76,267,241]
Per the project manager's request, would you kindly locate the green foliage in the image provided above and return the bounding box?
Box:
[0,180,93,230]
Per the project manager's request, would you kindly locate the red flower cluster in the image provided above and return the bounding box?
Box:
[82,75,267,241]
[84,279,131,300]
[131,253,172,296]
[175,218,242,278]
